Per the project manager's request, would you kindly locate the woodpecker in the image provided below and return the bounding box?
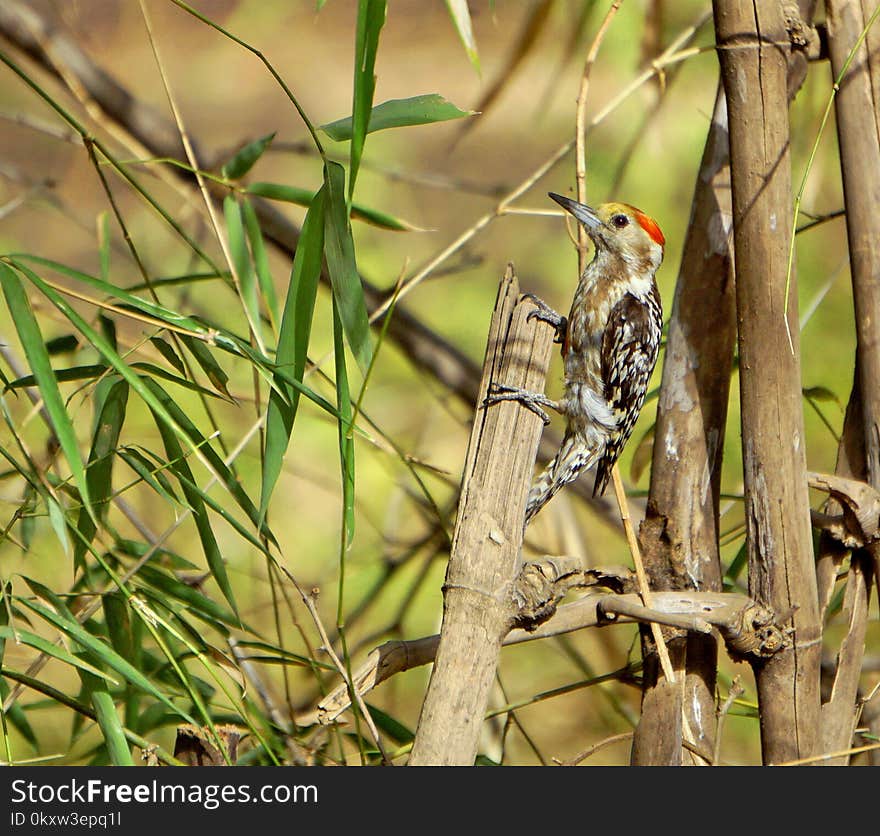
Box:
[487,192,664,525]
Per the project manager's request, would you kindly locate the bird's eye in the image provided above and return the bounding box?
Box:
[611,214,629,229]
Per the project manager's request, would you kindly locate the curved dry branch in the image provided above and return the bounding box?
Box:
[307,556,791,727]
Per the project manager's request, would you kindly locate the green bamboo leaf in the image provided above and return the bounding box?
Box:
[0,583,37,747]
[142,378,272,546]
[726,542,748,584]
[367,703,414,745]
[4,365,107,391]
[99,314,118,352]
[135,564,239,629]
[333,301,356,545]
[178,334,233,400]
[350,0,387,196]
[147,399,238,617]
[0,626,114,683]
[102,592,134,663]
[10,261,224,464]
[0,263,93,518]
[46,495,72,557]
[115,537,198,571]
[260,185,326,521]
[8,256,231,347]
[247,181,425,231]
[131,363,224,400]
[74,380,129,571]
[241,198,279,331]
[15,597,195,723]
[90,688,134,765]
[117,447,182,506]
[445,0,480,72]
[45,335,80,355]
[224,195,261,343]
[221,132,276,180]
[150,337,186,375]
[802,386,841,407]
[323,162,373,375]
[161,457,272,559]
[8,257,333,415]
[321,94,475,140]
[0,680,37,746]
[231,640,324,669]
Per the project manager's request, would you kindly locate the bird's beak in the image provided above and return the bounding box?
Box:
[548,192,602,231]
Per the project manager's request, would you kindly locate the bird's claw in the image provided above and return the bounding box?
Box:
[483,383,555,425]
[523,294,568,345]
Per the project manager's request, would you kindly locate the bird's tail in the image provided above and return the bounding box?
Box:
[524,432,597,525]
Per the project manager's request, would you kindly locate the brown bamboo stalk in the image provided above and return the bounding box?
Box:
[632,0,818,766]
[632,84,735,765]
[817,0,880,761]
[409,267,554,765]
[713,0,822,764]
[826,0,880,486]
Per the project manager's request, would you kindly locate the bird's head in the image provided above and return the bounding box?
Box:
[549,192,665,272]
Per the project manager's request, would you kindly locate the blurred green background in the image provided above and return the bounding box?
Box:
[0,0,871,765]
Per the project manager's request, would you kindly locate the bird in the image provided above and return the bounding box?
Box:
[486,192,664,525]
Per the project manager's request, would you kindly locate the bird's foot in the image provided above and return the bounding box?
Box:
[483,383,558,425]
[523,294,567,345]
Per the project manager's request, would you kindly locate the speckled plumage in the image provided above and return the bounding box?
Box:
[524,196,664,524]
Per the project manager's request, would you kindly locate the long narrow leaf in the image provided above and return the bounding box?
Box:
[0,263,92,517]
[90,688,134,765]
[321,94,474,140]
[221,131,276,180]
[247,181,422,231]
[0,626,114,683]
[333,301,355,546]
[178,335,233,400]
[147,398,238,617]
[224,195,261,344]
[241,199,279,331]
[142,378,273,545]
[74,380,129,571]
[260,186,326,520]
[8,255,236,350]
[323,162,373,375]
[350,0,387,197]
[445,0,480,72]
[14,597,196,724]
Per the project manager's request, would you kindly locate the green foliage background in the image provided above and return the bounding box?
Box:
[0,0,870,765]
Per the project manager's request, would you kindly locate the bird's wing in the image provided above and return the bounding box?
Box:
[594,289,661,495]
